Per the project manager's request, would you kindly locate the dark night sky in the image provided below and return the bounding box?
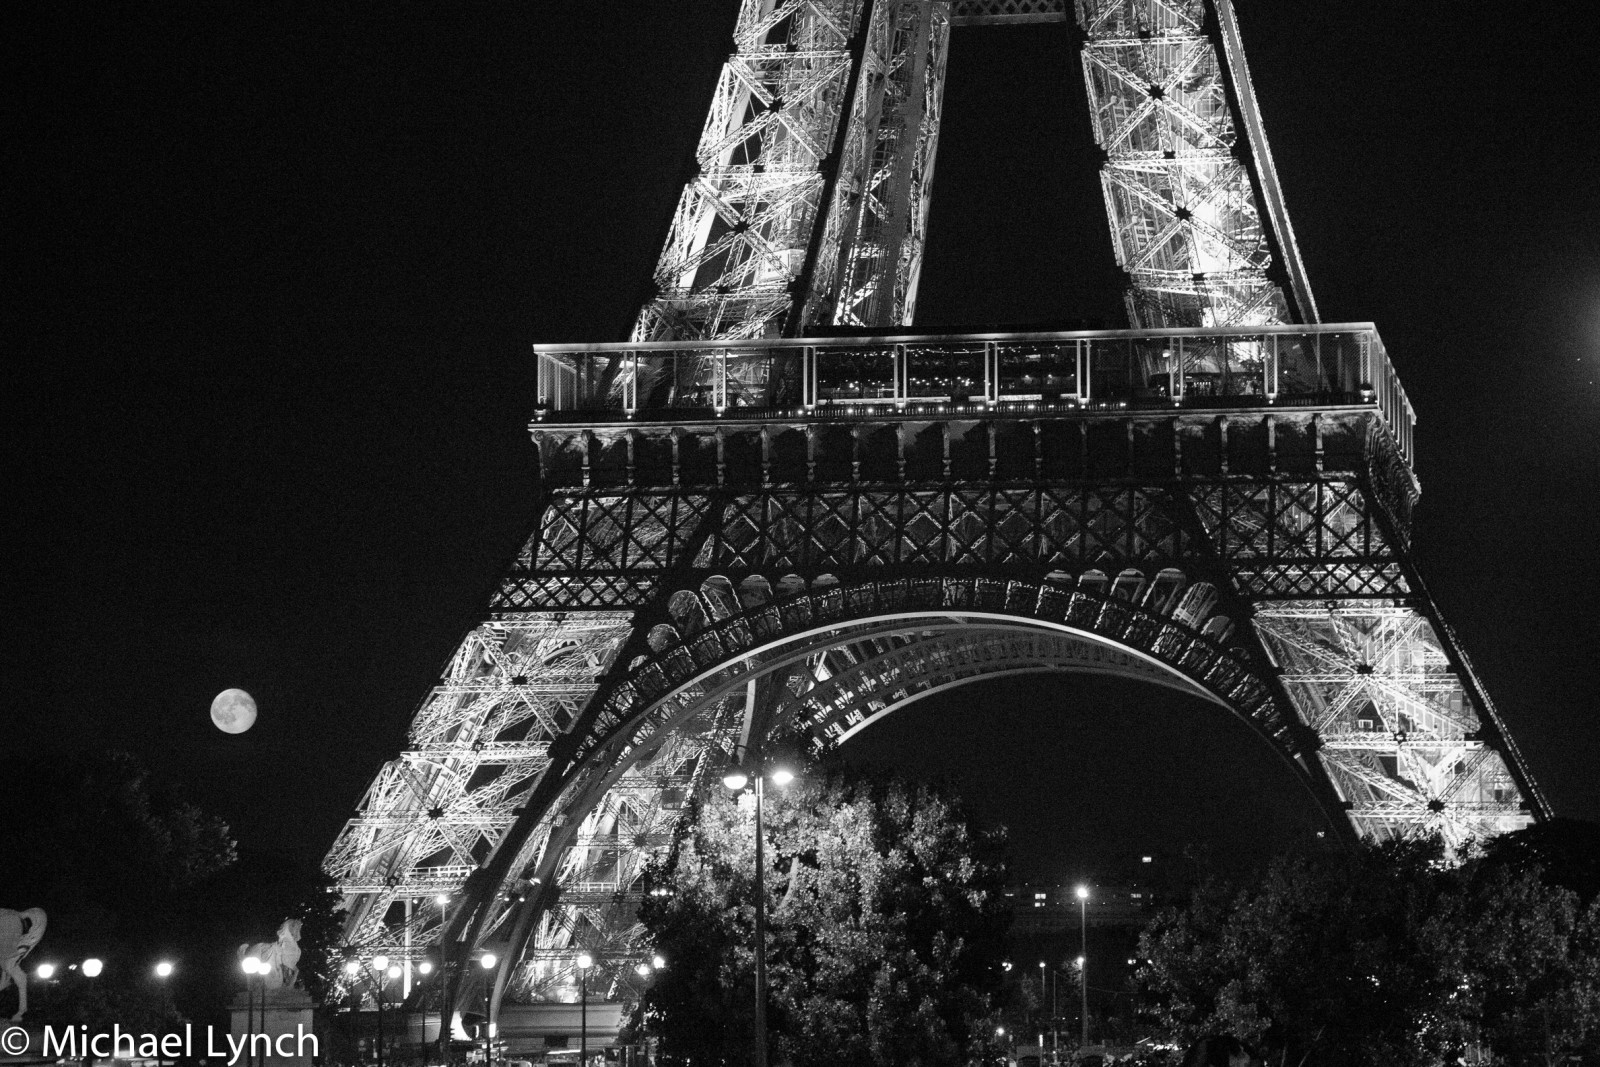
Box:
[10,3,1599,880]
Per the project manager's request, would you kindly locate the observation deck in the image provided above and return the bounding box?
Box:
[534,324,1415,468]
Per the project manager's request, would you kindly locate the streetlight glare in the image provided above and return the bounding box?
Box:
[155,961,175,978]
[435,893,450,905]
[36,963,55,979]
[769,767,795,787]
[418,960,434,975]
[82,958,104,978]
[241,956,260,975]
[344,960,361,975]
[651,954,666,970]
[1076,955,1085,968]
[372,955,389,972]
[635,963,651,978]
[1075,884,1090,900]
[480,953,498,969]
[386,965,402,980]
[576,952,594,969]
[722,770,749,791]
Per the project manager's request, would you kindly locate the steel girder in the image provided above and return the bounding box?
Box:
[631,0,949,344]
[1077,0,1315,327]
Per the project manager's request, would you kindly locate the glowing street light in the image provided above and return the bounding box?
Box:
[576,953,595,1067]
[82,958,104,978]
[723,760,797,1067]
[35,963,55,980]
[1075,885,1090,1050]
[417,960,434,976]
[155,961,175,978]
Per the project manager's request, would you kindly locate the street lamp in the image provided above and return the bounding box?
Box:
[155,961,175,978]
[82,958,104,978]
[723,760,797,1067]
[479,952,498,1067]
[35,963,55,980]
[576,952,594,1067]
[241,956,264,1067]
[1075,885,1090,1049]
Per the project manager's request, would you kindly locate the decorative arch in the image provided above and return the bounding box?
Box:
[449,569,1347,1012]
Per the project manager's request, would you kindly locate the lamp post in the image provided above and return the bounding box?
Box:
[241,956,262,1067]
[576,952,593,1067]
[479,952,498,1067]
[722,761,795,1067]
[343,959,362,1066]
[153,961,175,1067]
[1075,885,1089,1049]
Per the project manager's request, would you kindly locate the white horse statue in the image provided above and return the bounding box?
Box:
[1,908,47,1020]
[239,918,303,991]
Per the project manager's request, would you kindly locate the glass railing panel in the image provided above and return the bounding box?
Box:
[905,343,985,400]
[816,345,896,403]
[1275,333,1323,397]
[996,341,1077,399]
[1086,338,1138,400]
[632,350,717,410]
[723,349,804,409]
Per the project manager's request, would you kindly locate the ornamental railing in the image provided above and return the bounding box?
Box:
[535,324,1414,465]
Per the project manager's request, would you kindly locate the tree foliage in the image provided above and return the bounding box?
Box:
[633,769,1010,1067]
[1136,836,1600,1067]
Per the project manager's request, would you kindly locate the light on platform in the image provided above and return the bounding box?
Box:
[651,955,665,970]
[241,957,260,976]
[418,961,434,976]
[576,952,594,970]
[770,767,795,787]
[35,963,56,980]
[435,893,450,905]
[344,960,360,976]
[635,963,651,978]
[155,961,174,978]
[1075,884,1090,900]
[82,958,105,978]
[722,770,749,791]
[480,953,497,970]
[386,965,401,980]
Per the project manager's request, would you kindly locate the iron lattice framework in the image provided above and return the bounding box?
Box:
[322,0,1550,1023]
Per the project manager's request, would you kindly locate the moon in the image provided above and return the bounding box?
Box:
[210,688,258,734]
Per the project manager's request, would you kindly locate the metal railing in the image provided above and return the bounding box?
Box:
[535,324,1415,464]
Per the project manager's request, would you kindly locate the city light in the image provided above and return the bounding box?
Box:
[418,960,434,975]
[635,963,651,978]
[1075,884,1089,900]
[241,957,260,976]
[436,893,450,905]
[386,965,402,980]
[82,958,104,978]
[373,955,389,971]
[480,953,497,969]
[155,961,174,978]
[770,767,795,786]
[651,955,666,970]
[36,963,55,980]
[344,960,360,975]
[722,770,749,790]
[576,952,594,970]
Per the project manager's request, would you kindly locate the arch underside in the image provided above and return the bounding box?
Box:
[323,554,1537,1014]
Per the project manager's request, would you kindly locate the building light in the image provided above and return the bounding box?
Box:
[1141,856,1152,863]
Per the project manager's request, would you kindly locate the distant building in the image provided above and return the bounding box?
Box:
[1003,853,1163,933]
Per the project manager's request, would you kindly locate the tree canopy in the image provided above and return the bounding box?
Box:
[632,768,1011,1067]
[1137,835,1600,1067]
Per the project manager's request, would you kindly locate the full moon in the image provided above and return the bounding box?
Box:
[210,688,258,734]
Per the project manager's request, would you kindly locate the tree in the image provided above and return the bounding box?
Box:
[1137,838,1477,1067]
[1137,836,1600,1067]
[633,768,1010,1067]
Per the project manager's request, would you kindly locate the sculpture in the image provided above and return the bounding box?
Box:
[0,907,47,1020]
[239,918,302,991]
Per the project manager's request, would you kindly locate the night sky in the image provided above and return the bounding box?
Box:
[12,3,1598,881]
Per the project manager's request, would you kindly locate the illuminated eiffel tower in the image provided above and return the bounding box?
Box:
[323,0,1549,1022]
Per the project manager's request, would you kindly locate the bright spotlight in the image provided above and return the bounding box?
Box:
[155,961,175,978]
[1075,885,1089,900]
[770,768,795,787]
[418,961,434,975]
[344,960,361,975]
[241,957,260,976]
[576,952,594,970]
[480,953,497,970]
[651,954,666,970]
[372,955,389,972]
[386,965,402,980]
[722,770,749,791]
[635,963,651,978]
[435,893,450,905]
[36,963,56,980]
[82,958,104,978]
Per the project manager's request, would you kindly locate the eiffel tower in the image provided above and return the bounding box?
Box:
[323,0,1549,1021]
